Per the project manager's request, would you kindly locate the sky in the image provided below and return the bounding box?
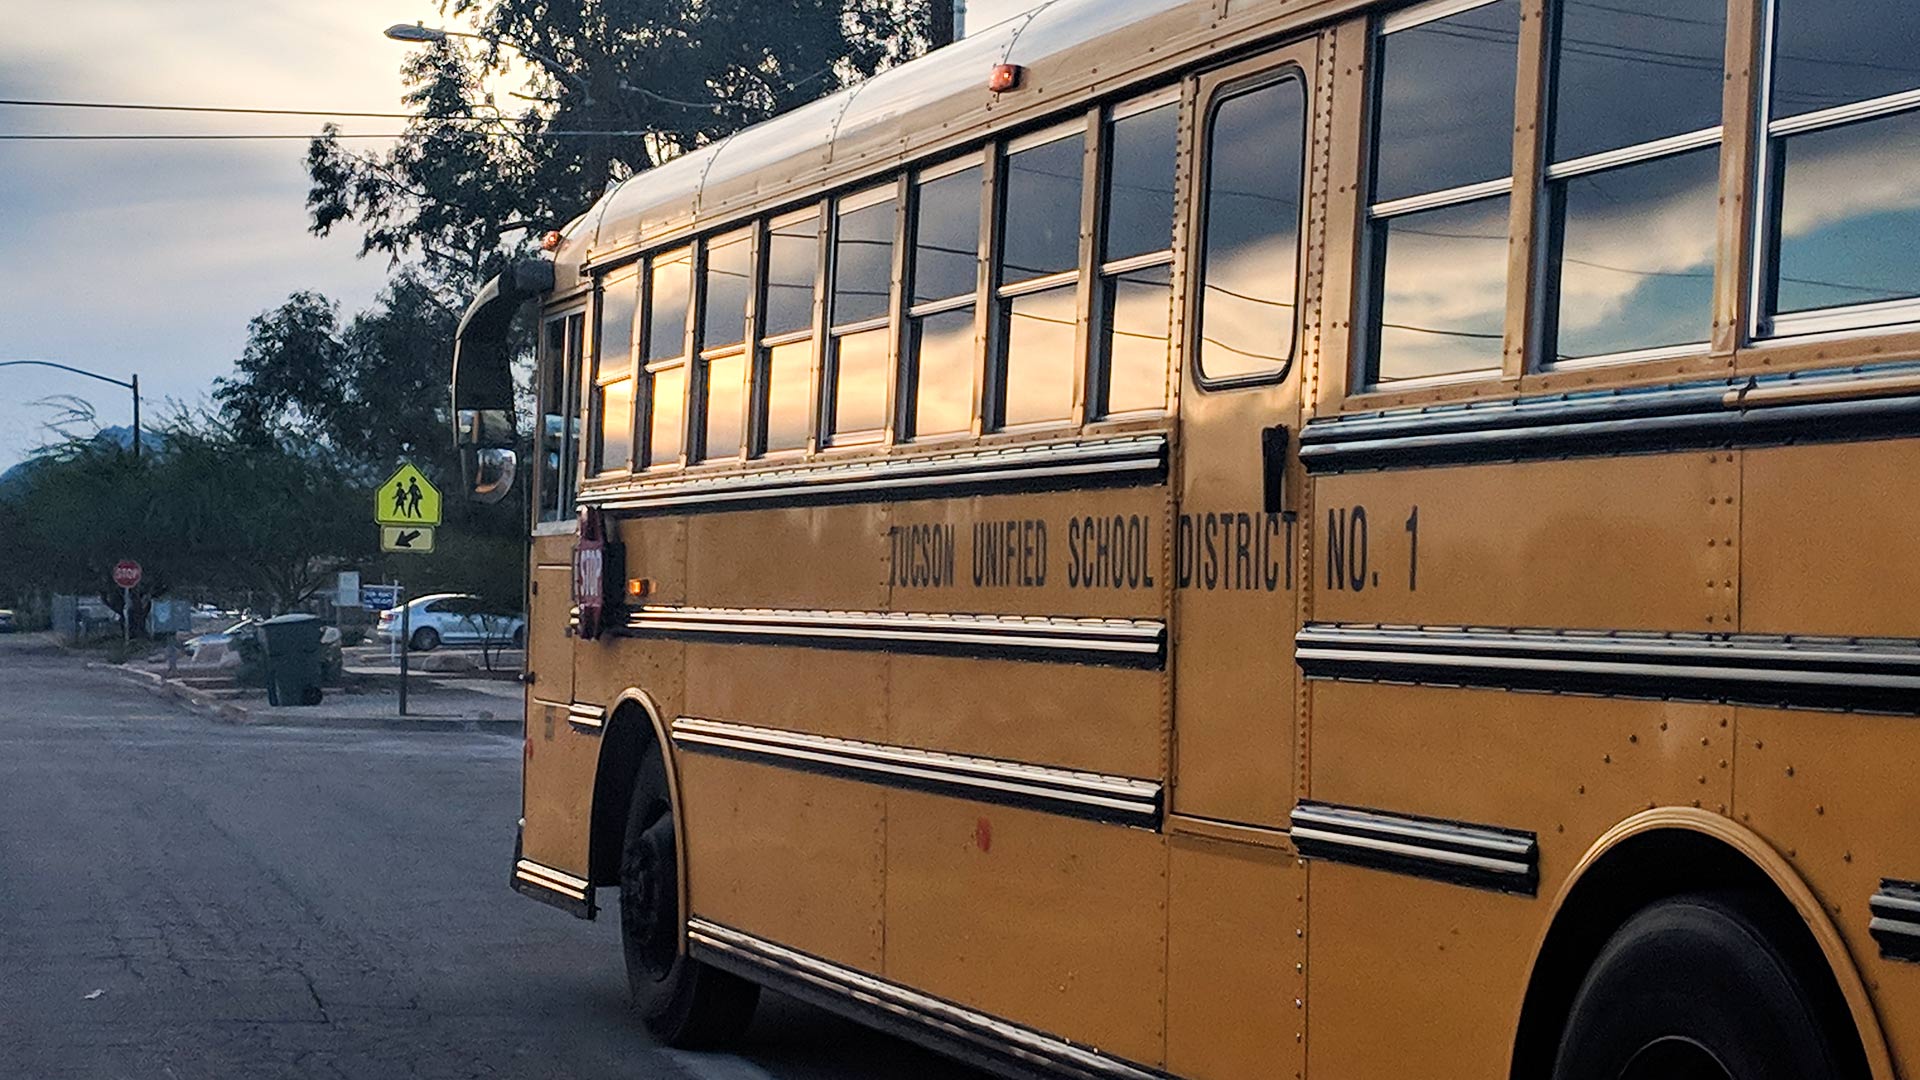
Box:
[0,0,1038,471]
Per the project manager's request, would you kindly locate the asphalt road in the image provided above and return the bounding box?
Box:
[0,635,991,1080]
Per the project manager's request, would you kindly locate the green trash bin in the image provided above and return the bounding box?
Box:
[258,613,325,707]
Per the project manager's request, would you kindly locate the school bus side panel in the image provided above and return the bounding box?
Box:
[1165,835,1308,1080]
[1305,681,1733,1079]
[882,791,1169,1067]
[679,754,886,974]
[521,556,595,875]
[1311,454,1739,633]
[1739,441,1920,1077]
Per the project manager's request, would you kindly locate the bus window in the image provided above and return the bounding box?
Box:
[1363,0,1520,385]
[644,247,693,467]
[537,311,584,523]
[698,228,752,460]
[827,186,897,444]
[1096,94,1176,415]
[1196,75,1305,385]
[908,158,983,439]
[996,124,1085,428]
[755,208,820,455]
[1761,0,1920,335]
[1541,0,1722,365]
[590,269,638,473]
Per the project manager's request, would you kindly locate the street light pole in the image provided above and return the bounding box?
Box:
[383,23,592,102]
[0,360,141,459]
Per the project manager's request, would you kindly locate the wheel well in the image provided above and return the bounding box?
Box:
[1510,828,1870,1080]
[588,701,656,889]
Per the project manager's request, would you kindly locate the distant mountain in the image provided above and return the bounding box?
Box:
[0,425,154,494]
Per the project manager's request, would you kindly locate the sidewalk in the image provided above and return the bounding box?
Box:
[106,659,524,732]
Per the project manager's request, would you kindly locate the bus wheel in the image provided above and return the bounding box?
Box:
[618,740,758,1047]
[1551,891,1857,1080]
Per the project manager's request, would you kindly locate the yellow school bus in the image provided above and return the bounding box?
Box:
[450,0,1920,1075]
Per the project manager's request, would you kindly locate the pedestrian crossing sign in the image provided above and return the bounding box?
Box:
[375,462,442,527]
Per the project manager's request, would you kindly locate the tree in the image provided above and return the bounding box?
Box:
[214,275,468,480]
[0,414,375,622]
[306,0,940,286]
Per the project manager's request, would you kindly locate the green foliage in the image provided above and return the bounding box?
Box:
[307,0,937,284]
[0,415,374,620]
[215,275,465,479]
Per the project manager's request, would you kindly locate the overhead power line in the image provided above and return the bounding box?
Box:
[0,97,442,120]
[0,129,661,141]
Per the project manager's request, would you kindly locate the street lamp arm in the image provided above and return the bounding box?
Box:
[0,359,134,391]
[1,360,142,459]
[383,24,592,101]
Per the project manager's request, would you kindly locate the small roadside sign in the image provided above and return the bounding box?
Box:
[375,462,442,527]
[381,525,435,553]
[360,584,401,611]
[113,560,143,589]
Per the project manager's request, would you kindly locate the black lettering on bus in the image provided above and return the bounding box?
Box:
[1203,513,1220,590]
[1234,512,1252,590]
[1327,508,1347,591]
[1348,506,1370,592]
[1263,513,1282,592]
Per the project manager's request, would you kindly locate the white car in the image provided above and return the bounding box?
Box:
[375,593,527,651]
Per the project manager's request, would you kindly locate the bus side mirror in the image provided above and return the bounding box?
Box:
[470,448,518,504]
[457,409,518,503]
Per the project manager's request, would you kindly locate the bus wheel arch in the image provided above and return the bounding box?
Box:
[588,691,680,910]
[1509,809,1890,1080]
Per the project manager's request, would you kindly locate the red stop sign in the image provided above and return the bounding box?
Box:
[113,560,143,589]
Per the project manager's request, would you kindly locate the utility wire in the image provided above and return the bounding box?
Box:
[0,129,662,141]
[0,97,448,120]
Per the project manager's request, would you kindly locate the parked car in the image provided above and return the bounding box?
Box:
[185,617,344,682]
[0,609,15,633]
[375,593,527,651]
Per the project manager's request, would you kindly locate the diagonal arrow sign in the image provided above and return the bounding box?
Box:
[381,525,434,553]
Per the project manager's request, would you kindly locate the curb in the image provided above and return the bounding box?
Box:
[98,662,253,723]
[95,663,520,733]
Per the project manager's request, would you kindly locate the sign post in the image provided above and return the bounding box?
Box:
[397,588,411,717]
[360,584,409,716]
[112,560,142,647]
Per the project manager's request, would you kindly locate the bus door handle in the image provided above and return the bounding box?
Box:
[1262,424,1290,516]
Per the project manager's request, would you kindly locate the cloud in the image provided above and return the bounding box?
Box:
[0,0,474,468]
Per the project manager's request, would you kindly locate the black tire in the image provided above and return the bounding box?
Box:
[1552,891,1861,1080]
[619,740,758,1047]
[510,626,527,650]
[410,626,439,651]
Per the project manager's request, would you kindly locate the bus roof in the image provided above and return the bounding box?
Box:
[557,0,1218,274]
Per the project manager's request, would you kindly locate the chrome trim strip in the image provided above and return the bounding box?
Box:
[1300,362,1920,473]
[1296,624,1920,713]
[1380,0,1505,35]
[621,606,1167,668]
[1544,126,1721,181]
[579,433,1166,513]
[1765,296,1920,339]
[687,919,1169,1080]
[1768,86,1920,138]
[1291,801,1535,857]
[1289,826,1532,877]
[1871,881,1920,962]
[567,703,606,729]
[515,858,591,896]
[1289,800,1538,895]
[1369,176,1512,220]
[670,717,1163,828]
